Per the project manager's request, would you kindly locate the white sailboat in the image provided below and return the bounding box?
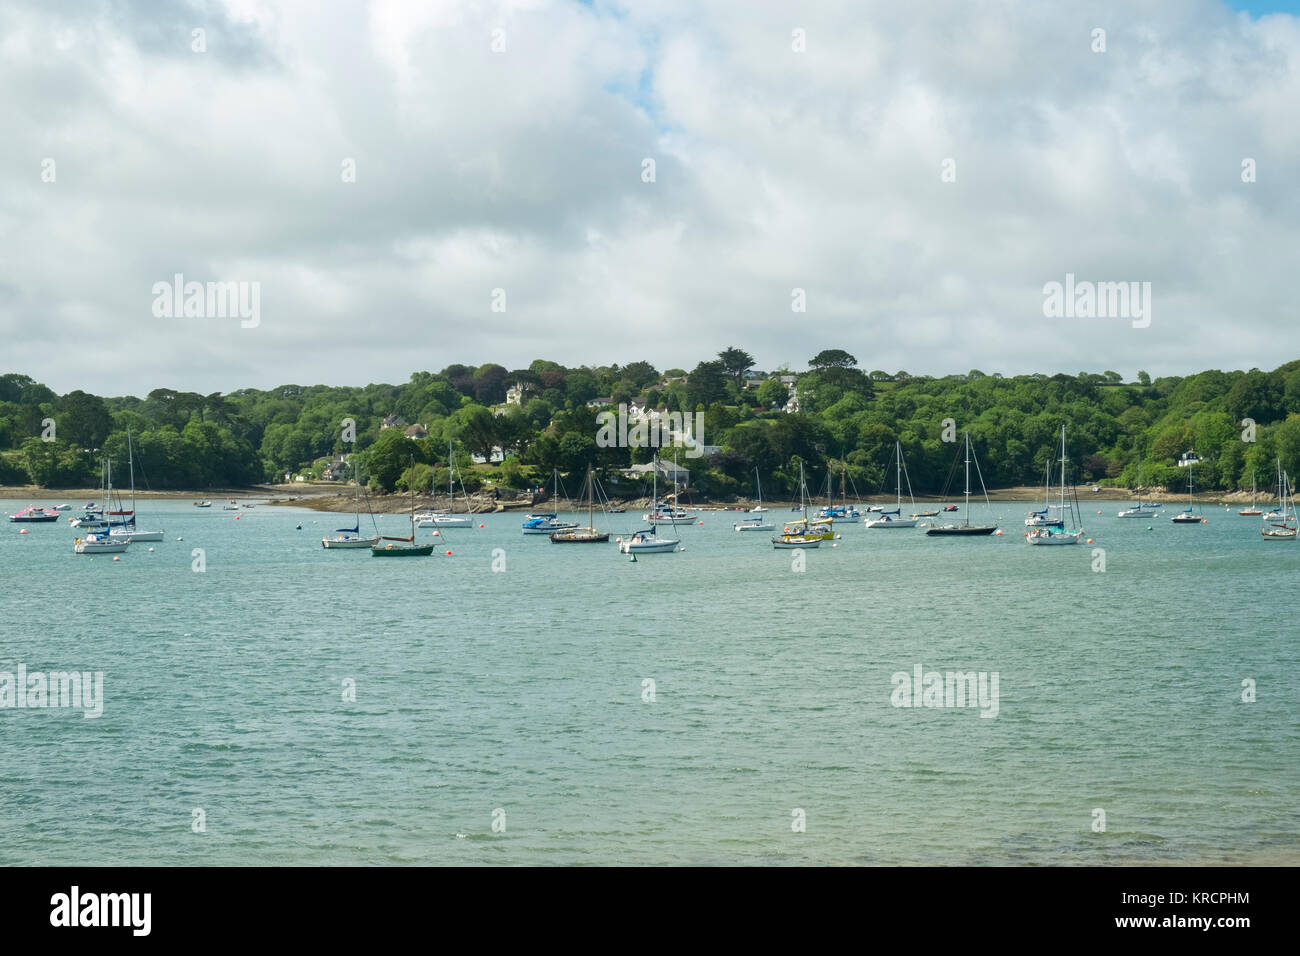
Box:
[522,468,579,534]
[1117,452,1160,518]
[1026,424,1084,545]
[417,441,475,527]
[619,454,679,553]
[1025,458,1064,527]
[75,458,130,554]
[864,441,919,528]
[1261,460,1296,538]
[109,428,165,542]
[1171,452,1204,523]
[1239,471,1263,516]
[322,456,380,548]
[735,468,775,531]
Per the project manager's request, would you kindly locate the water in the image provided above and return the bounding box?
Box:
[2,498,1297,865]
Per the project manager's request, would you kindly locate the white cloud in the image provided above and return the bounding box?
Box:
[1,0,1297,395]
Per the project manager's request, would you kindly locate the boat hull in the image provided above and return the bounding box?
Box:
[926,525,998,536]
[74,538,129,553]
[110,529,164,542]
[864,517,918,528]
[522,522,578,535]
[733,522,775,531]
[370,544,435,556]
[549,531,609,543]
[323,536,380,549]
[618,539,677,553]
[1025,531,1082,545]
[417,515,474,527]
[772,537,821,548]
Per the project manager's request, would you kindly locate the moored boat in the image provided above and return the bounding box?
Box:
[8,506,59,523]
[927,432,998,537]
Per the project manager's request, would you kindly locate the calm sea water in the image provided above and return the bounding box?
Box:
[1,496,1296,865]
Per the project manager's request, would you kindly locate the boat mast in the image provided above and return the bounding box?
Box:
[1059,424,1067,524]
[895,441,902,511]
[651,453,657,533]
[963,432,971,527]
[673,451,681,542]
[127,427,135,529]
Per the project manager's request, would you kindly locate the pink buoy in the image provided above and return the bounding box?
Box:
[19,529,28,535]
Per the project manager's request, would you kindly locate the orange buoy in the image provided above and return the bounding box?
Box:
[19,529,27,535]
[432,530,439,536]
[1086,538,1093,544]
[995,530,1002,535]
[112,556,121,561]
[445,550,452,555]
[478,523,484,528]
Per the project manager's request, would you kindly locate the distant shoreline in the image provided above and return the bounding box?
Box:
[2,482,1275,515]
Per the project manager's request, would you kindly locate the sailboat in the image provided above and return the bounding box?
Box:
[108,428,165,542]
[417,441,474,527]
[371,467,435,556]
[550,465,610,543]
[522,469,579,534]
[1117,453,1160,518]
[1261,465,1297,539]
[619,453,679,553]
[926,432,998,536]
[864,441,919,528]
[773,462,823,548]
[643,453,695,524]
[1239,471,1262,516]
[1026,425,1084,545]
[1170,452,1204,523]
[323,456,380,548]
[734,468,775,531]
[1025,457,1065,527]
[816,465,861,522]
[74,458,130,554]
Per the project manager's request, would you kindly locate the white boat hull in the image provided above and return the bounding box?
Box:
[75,539,129,554]
[734,521,775,531]
[1025,531,1082,545]
[110,529,164,542]
[864,517,917,528]
[619,538,678,553]
[772,538,821,549]
[322,535,381,549]
[523,522,578,535]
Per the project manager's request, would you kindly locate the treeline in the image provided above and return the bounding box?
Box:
[3,354,1300,497]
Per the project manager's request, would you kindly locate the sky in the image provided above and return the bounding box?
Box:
[2,0,1299,397]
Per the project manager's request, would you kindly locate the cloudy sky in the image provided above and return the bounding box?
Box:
[2,0,1298,396]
